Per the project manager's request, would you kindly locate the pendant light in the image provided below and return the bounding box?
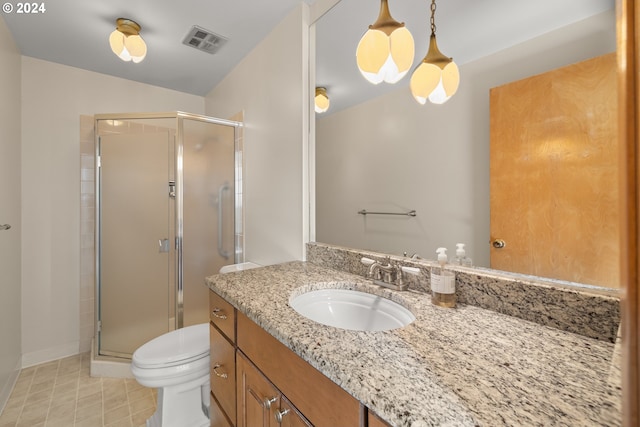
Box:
[315,87,330,113]
[410,0,459,104]
[109,18,147,63]
[356,0,415,85]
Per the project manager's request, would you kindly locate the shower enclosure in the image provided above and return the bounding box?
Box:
[95,112,242,359]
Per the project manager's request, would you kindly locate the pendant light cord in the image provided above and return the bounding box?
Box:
[430,0,437,36]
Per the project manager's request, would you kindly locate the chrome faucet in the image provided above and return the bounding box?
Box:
[362,257,408,291]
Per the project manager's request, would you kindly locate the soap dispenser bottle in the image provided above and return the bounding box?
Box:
[431,248,456,308]
[453,243,472,267]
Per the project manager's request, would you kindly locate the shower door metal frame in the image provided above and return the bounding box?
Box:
[94,111,243,359]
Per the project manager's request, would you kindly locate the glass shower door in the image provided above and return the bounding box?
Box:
[98,130,173,357]
[181,117,236,326]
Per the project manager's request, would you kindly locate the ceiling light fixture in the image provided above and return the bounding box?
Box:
[410,0,459,104]
[356,0,415,85]
[315,87,330,113]
[109,18,147,63]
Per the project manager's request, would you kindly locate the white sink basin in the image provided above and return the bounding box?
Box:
[290,289,415,331]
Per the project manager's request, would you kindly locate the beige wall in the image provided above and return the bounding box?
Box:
[21,57,204,366]
[205,4,310,265]
[315,10,615,267]
[0,16,22,410]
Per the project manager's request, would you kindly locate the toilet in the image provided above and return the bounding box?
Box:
[131,323,211,427]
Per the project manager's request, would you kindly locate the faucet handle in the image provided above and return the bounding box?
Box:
[401,266,421,276]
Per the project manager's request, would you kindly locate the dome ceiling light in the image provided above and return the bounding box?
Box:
[315,87,330,113]
[109,18,147,63]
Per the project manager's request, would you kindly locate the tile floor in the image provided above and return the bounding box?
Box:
[0,353,157,427]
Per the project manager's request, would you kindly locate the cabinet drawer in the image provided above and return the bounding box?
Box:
[209,290,235,342]
[210,324,236,425]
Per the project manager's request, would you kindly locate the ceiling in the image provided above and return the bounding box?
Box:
[2,0,315,96]
[2,0,615,102]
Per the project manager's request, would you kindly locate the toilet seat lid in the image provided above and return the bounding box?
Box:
[132,323,209,368]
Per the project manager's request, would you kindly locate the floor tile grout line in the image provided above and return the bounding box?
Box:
[14,363,36,426]
[0,353,157,427]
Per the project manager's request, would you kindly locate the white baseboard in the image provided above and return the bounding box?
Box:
[0,358,21,414]
[21,341,80,368]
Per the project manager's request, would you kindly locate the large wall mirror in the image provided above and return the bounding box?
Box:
[313,0,618,289]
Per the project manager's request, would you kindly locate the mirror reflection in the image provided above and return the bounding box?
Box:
[314,0,618,288]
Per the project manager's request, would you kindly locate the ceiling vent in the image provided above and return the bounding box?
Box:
[182,25,228,55]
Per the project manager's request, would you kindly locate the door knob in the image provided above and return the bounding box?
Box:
[492,239,506,249]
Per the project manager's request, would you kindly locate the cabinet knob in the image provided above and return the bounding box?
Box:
[275,408,290,423]
[212,363,228,379]
[211,307,227,319]
[263,396,277,409]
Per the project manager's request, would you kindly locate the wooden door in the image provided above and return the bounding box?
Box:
[618,0,639,424]
[489,53,619,288]
[236,353,280,427]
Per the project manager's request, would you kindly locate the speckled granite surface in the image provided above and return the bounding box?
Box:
[307,242,621,343]
[205,261,621,427]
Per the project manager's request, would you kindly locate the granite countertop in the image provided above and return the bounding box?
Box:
[205,261,621,427]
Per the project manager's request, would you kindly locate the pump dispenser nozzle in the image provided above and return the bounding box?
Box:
[436,247,448,267]
[454,243,472,267]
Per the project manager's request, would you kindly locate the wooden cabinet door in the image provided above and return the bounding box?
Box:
[237,352,280,427]
[368,411,391,427]
[278,396,312,427]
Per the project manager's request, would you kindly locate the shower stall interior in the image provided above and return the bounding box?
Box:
[95,112,242,360]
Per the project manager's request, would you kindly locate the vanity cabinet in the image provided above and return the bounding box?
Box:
[209,290,364,427]
[236,311,360,426]
[236,352,311,427]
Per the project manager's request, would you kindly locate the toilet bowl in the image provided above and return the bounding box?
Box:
[131,323,211,427]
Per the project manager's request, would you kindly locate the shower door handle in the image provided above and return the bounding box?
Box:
[217,182,230,259]
[158,239,170,253]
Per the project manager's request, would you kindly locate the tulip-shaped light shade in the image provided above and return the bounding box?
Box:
[356,0,414,84]
[109,18,147,63]
[315,87,330,113]
[410,34,459,104]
